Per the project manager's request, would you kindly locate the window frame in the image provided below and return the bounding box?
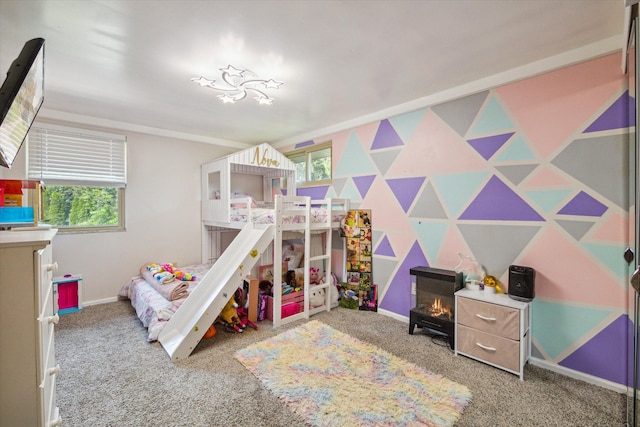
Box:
[286,141,332,187]
[27,123,127,233]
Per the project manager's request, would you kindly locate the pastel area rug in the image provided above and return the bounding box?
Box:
[234,320,471,426]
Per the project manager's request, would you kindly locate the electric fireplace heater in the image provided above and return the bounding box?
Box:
[409,266,463,349]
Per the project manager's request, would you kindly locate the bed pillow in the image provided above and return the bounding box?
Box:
[230,192,257,208]
[283,249,303,270]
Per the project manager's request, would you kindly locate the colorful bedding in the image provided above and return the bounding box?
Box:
[230,206,342,224]
[118,263,211,341]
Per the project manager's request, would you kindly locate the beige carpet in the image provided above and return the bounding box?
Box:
[55,300,627,426]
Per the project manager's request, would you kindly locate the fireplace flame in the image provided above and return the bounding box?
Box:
[429,298,452,320]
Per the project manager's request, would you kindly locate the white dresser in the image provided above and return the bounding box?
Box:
[0,229,61,426]
[454,288,531,380]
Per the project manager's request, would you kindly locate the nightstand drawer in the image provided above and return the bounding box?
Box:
[457,296,519,340]
[457,324,520,372]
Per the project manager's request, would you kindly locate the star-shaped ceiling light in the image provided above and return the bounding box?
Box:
[191,65,283,105]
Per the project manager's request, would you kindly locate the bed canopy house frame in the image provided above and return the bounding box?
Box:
[158,143,349,361]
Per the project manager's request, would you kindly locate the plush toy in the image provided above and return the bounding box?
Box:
[217,296,244,333]
[309,286,326,308]
[175,270,196,281]
[309,267,322,284]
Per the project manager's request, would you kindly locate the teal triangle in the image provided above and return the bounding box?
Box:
[325,187,338,198]
[469,96,514,137]
[494,135,536,162]
[335,132,377,177]
[339,179,362,201]
[389,108,427,143]
[411,220,447,262]
[582,243,630,280]
[525,189,572,213]
[531,300,612,359]
[431,172,489,217]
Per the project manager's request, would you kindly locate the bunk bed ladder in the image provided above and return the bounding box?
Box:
[159,222,275,361]
[308,198,334,315]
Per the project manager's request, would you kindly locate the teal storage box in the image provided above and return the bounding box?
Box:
[0,206,34,225]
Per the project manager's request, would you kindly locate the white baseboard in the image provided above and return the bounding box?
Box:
[528,357,628,394]
[376,309,628,394]
[83,296,118,307]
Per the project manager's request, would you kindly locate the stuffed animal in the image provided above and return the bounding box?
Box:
[217,296,244,333]
[175,270,196,281]
[309,267,322,284]
[309,286,325,308]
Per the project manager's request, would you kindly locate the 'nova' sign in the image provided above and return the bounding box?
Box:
[252,147,280,167]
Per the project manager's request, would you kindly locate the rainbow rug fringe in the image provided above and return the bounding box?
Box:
[234,320,471,426]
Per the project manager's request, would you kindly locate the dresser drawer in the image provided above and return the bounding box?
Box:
[457,324,520,372]
[457,296,520,340]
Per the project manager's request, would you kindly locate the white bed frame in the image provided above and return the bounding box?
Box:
[158,144,349,361]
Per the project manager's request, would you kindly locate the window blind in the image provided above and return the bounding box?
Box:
[27,124,127,187]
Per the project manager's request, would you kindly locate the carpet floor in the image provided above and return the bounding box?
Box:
[55,300,627,426]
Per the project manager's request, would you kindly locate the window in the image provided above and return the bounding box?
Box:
[287,142,331,186]
[27,123,126,232]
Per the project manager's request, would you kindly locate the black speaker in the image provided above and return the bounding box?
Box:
[508,265,535,302]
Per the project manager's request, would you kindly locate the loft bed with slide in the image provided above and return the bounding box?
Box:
[120,143,349,361]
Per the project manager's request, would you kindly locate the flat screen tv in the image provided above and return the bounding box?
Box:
[0,38,45,169]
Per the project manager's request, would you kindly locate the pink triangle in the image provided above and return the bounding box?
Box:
[495,53,623,159]
[353,121,380,151]
[387,109,485,177]
[322,128,352,165]
[518,227,625,308]
[360,178,413,232]
[591,212,627,244]
[435,225,472,268]
[523,166,572,188]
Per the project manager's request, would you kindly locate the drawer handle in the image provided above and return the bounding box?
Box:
[475,314,496,322]
[47,314,60,325]
[46,262,59,272]
[476,342,497,352]
[47,365,61,376]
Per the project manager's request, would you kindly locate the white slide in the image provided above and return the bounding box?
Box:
[159,223,274,361]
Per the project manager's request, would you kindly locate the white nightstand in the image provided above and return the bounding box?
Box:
[454,288,531,380]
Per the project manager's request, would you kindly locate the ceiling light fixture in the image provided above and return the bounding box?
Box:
[191,65,283,105]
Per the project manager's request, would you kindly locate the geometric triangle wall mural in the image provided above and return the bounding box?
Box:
[353,175,376,199]
[558,314,628,386]
[467,132,514,160]
[379,240,427,314]
[557,191,608,217]
[459,175,544,221]
[584,91,633,133]
[371,119,405,150]
[386,177,426,213]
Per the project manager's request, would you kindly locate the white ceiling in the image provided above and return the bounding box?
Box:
[0,1,627,150]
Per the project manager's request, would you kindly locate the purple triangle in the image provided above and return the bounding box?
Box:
[386,177,426,213]
[584,92,634,132]
[467,132,514,160]
[559,315,631,386]
[557,191,608,217]
[353,175,376,199]
[379,241,427,313]
[459,176,544,221]
[374,235,395,257]
[294,140,315,149]
[371,119,404,150]
[296,185,329,199]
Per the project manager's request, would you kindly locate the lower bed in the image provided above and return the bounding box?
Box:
[118,263,211,341]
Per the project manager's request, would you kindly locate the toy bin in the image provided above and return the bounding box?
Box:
[266,290,305,321]
[53,274,83,315]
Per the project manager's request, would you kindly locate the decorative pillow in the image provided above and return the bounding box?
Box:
[230,192,257,208]
[283,249,303,270]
